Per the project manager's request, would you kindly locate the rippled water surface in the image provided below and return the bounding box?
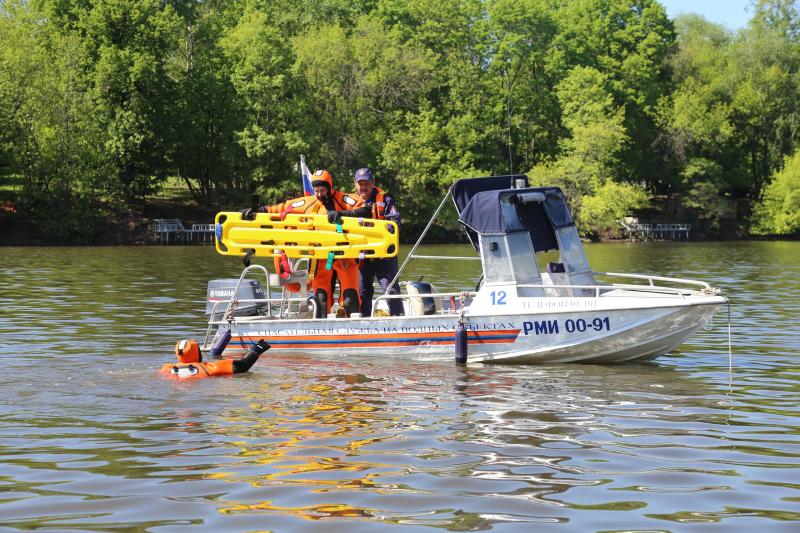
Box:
[1,242,798,531]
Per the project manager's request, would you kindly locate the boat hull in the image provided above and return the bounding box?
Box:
[206,295,725,364]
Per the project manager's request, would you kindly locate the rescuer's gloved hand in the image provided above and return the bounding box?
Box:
[241,207,266,220]
[251,339,271,355]
[327,210,342,224]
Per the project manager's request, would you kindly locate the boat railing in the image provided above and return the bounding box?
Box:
[372,279,700,314]
[374,291,477,316]
[203,264,297,346]
[375,275,709,310]
[203,295,319,347]
[206,296,318,323]
[208,262,324,321]
[592,271,713,292]
[515,283,699,298]
[408,255,480,261]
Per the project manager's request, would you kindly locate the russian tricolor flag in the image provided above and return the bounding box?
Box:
[300,155,313,196]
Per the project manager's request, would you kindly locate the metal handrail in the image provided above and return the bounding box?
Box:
[206,296,318,323]
[374,291,476,316]
[203,295,319,347]
[514,283,693,298]
[277,257,311,317]
[593,271,711,290]
[203,265,273,346]
[370,276,706,316]
[410,255,480,261]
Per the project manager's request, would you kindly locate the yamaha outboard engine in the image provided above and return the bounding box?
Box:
[205,279,267,320]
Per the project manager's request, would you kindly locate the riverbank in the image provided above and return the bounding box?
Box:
[0,198,762,246]
[0,199,218,246]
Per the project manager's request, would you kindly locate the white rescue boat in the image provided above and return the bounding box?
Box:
[201,175,726,364]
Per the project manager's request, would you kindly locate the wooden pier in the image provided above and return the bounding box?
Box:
[153,219,215,244]
[621,222,691,241]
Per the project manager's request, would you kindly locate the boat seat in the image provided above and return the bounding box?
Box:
[540,272,571,297]
[269,269,308,287]
[405,281,441,316]
[568,271,597,297]
[269,258,310,292]
[538,262,569,296]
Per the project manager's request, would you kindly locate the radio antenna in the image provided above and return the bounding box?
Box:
[505,68,514,176]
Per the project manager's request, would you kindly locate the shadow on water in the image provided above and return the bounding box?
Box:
[0,243,799,530]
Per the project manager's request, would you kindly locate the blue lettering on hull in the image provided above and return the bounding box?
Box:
[523,317,611,336]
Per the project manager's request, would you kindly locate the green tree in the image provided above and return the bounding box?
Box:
[656,15,737,230]
[725,1,800,202]
[0,0,110,240]
[222,5,300,198]
[552,0,675,187]
[751,148,800,234]
[679,157,727,234]
[530,66,646,236]
[169,0,244,207]
[580,181,649,236]
[659,15,734,175]
[381,106,452,233]
[293,14,434,178]
[71,0,184,205]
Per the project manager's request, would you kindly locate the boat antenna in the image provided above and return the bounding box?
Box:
[505,67,514,177]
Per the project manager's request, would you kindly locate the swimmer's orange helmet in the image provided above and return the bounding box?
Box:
[175,339,201,363]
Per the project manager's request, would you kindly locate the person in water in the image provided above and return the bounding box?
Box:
[160,339,269,379]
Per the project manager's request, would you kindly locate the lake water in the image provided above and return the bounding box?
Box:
[1,242,798,531]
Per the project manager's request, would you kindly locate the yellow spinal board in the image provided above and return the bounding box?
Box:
[214,212,399,259]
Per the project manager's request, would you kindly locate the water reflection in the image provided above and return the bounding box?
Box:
[160,360,727,526]
[1,243,799,529]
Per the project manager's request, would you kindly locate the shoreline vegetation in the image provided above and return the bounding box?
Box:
[2,1,799,246]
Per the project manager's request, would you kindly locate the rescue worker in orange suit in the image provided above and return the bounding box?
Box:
[160,339,270,379]
[326,167,404,317]
[242,169,361,318]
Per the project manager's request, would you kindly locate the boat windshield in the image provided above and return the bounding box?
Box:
[457,180,594,285]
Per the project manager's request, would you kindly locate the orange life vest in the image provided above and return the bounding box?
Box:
[267,192,359,217]
[368,187,390,220]
[160,359,235,379]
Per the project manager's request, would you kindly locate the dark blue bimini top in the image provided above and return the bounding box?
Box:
[453,176,574,253]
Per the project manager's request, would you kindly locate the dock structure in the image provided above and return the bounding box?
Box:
[153,219,215,244]
[621,222,691,241]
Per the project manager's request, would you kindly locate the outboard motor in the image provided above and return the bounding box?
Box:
[205,279,267,320]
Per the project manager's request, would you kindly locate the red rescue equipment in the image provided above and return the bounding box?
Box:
[276,251,292,280]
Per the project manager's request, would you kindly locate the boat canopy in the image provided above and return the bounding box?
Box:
[452,175,528,213]
[454,176,574,253]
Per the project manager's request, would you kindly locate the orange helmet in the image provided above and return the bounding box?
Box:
[311,169,333,192]
[175,339,202,363]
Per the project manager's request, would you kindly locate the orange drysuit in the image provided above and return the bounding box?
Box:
[160,359,236,378]
[160,339,269,379]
